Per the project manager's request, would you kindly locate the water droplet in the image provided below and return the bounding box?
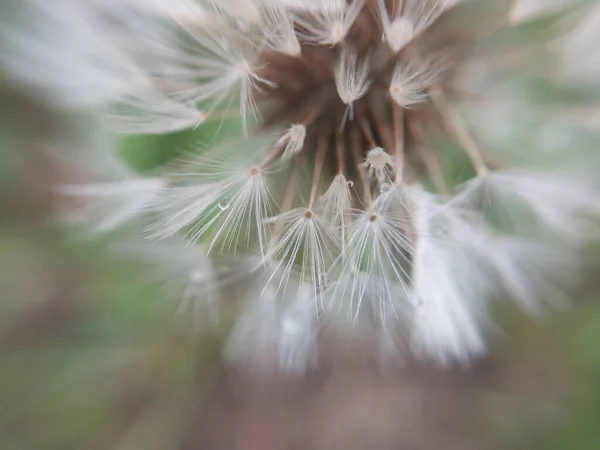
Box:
[347,180,354,188]
[218,200,230,211]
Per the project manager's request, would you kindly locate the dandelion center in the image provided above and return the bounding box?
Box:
[259,1,450,198]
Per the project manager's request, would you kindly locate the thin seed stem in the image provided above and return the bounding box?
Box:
[370,41,395,73]
[368,94,395,156]
[280,158,302,213]
[359,116,377,148]
[266,158,302,263]
[392,101,405,183]
[297,53,311,67]
[350,126,372,208]
[410,121,450,194]
[260,96,334,173]
[335,130,346,175]
[420,145,450,194]
[308,132,329,209]
[259,144,284,168]
[299,87,335,125]
[430,87,489,177]
[300,101,328,128]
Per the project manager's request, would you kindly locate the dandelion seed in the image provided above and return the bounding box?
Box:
[377,0,444,52]
[294,0,366,45]
[143,183,221,240]
[122,0,209,25]
[105,90,207,134]
[407,189,490,363]
[142,20,275,134]
[277,282,319,371]
[329,199,414,323]
[334,48,371,121]
[58,177,166,233]
[224,281,282,369]
[475,232,576,315]
[389,62,441,108]
[225,274,318,372]
[318,174,353,246]
[112,238,220,325]
[407,185,580,362]
[145,137,278,255]
[410,277,489,364]
[192,163,276,256]
[364,147,395,174]
[0,0,145,109]
[262,4,302,56]
[363,146,395,188]
[266,208,339,305]
[277,124,307,159]
[455,170,600,243]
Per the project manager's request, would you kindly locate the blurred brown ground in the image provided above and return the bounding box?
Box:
[181,327,570,450]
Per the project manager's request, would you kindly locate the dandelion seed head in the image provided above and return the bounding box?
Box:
[38,0,600,370]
